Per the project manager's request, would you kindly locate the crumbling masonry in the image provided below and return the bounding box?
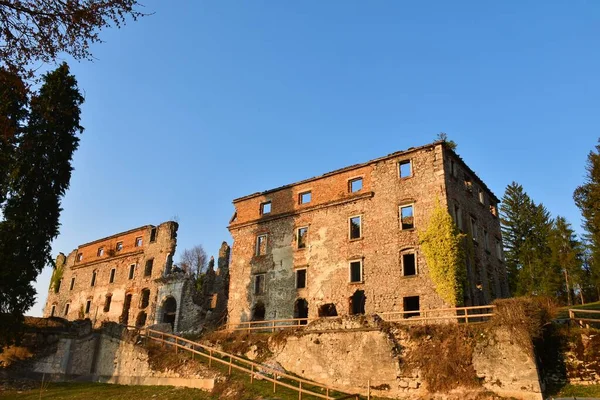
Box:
[227,141,510,324]
[43,221,230,332]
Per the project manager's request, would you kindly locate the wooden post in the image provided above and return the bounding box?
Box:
[209,349,212,367]
[367,379,371,400]
[228,355,232,375]
[465,309,469,324]
[298,381,302,400]
[250,364,254,384]
[274,374,277,393]
[326,388,329,398]
[272,320,275,333]
[175,337,178,354]
[161,332,164,347]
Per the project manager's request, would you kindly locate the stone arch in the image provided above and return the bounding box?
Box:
[251,301,265,321]
[136,311,147,327]
[318,303,338,317]
[349,290,366,315]
[161,296,177,330]
[294,298,309,324]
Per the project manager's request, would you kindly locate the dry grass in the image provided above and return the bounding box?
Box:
[201,331,272,360]
[0,345,33,367]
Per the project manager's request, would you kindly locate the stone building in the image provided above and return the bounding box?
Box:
[43,222,230,332]
[227,141,509,324]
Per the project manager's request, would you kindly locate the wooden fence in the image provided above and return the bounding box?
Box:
[143,328,361,400]
[224,305,496,332]
[569,309,600,328]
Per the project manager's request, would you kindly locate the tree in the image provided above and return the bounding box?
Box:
[436,132,457,151]
[549,216,584,305]
[0,0,145,79]
[574,139,600,299]
[179,245,208,277]
[0,63,83,346]
[500,182,558,297]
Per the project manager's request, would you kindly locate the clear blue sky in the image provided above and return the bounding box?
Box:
[29,1,600,316]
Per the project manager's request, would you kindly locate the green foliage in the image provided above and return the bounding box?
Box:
[50,254,66,292]
[549,217,585,305]
[500,182,560,297]
[0,63,83,347]
[419,201,466,306]
[436,132,457,151]
[574,139,600,298]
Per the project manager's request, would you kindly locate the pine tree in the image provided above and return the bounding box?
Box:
[0,63,83,346]
[549,216,584,305]
[574,139,600,300]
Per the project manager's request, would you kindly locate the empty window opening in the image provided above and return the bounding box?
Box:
[403,296,420,318]
[450,159,458,178]
[136,311,147,327]
[349,260,362,283]
[161,297,177,329]
[252,301,266,321]
[104,295,112,312]
[116,241,123,252]
[85,300,92,314]
[400,205,414,230]
[150,227,157,243]
[454,204,463,230]
[294,298,309,323]
[70,277,75,290]
[256,234,267,256]
[403,253,417,276]
[490,203,498,217]
[140,288,150,309]
[350,290,366,315]
[318,303,338,317]
[260,201,271,215]
[296,269,307,289]
[128,264,135,280]
[349,178,363,193]
[349,216,362,239]
[299,191,312,204]
[399,160,412,178]
[76,253,83,262]
[484,230,490,251]
[54,279,61,293]
[109,268,116,284]
[297,227,308,249]
[144,259,154,277]
[496,240,503,260]
[50,305,56,317]
[470,217,478,241]
[478,189,485,204]
[254,274,265,295]
[64,303,70,316]
[97,247,104,257]
[91,271,97,287]
[135,237,143,247]
[120,294,132,325]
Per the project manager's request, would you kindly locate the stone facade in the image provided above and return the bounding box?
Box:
[227,141,509,325]
[43,221,199,331]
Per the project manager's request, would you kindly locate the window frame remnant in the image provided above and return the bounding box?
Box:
[135,236,143,247]
[97,247,104,257]
[297,227,308,249]
[116,241,123,252]
[349,177,363,193]
[399,159,412,178]
[260,201,272,215]
[255,234,267,256]
[349,215,362,240]
[144,259,154,277]
[254,273,266,295]
[296,268,307,289]
[76,253,83,262]
[402,251,417,276]
[400,205,415,230]
[299,191,312,204]
[349,259,363,283]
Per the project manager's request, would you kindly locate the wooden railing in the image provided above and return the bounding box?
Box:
[569,309,600,328]
[377,305,496,324]
[143,328,360,400]
[224,305,497,332]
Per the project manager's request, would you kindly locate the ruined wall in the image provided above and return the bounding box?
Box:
[228,142,504,324]
[442,148,509,304]
[269,317,543,400]
[43,221,179,328]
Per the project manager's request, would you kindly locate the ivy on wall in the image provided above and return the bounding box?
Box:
[49,253,66,292]
[419,201,466,306]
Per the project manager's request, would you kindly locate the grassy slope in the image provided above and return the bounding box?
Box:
[556,301,600,319]
[548,383,600,398]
